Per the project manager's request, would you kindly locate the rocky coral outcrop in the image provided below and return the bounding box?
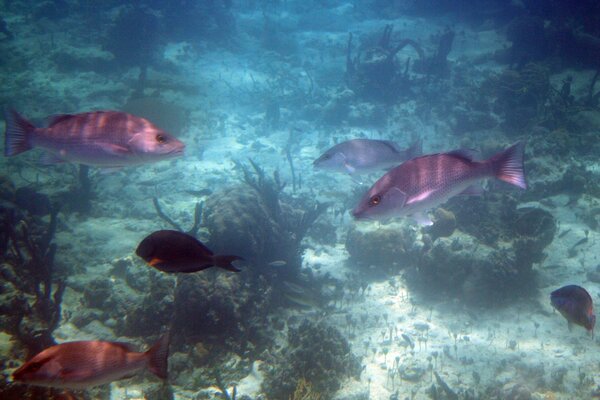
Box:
[345,221,420,277]
[261,319,362,399]
[409,199,556,306]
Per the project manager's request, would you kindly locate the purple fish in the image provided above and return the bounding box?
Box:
[136,230,242,273]
[313,138,422,174]
[12,334,170,390]
[4,109,185,167]
[352,142,526,224]
[551,284,595,337]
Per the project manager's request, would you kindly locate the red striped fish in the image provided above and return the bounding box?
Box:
[352,142,526,224]
[4,109,184,167]
[12,334,169,390]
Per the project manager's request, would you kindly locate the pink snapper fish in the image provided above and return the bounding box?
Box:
[353,142,526,224]
[12,334,169,390]
[4,109,184,167]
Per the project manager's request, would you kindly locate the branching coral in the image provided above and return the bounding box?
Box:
[482,63,550,130]
[0,204,66,399]
[152,197,202,237]
[207,160,327,276]
[290,378,322,400]
[345,24,424,102]
[3,207,64,357]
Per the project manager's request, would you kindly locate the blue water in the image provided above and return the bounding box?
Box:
[2,1,600,399]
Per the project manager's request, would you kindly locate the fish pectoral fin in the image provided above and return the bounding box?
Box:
[344,162,356,174]
[59,367,87,381]
[388,187,408,208]
[148,258,165,267]
[99,143,130,155]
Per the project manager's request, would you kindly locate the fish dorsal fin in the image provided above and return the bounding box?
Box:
[47,114,76,126]
[191,236,214,256]
[446,148,479,162]
[381,140,402,153]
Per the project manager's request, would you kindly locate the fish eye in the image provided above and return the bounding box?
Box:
[368,195,381,207]
[156,134,166,144]
[23,361,44,373]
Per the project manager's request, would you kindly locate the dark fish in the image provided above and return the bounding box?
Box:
[551,284,595,337]
[4,109,185,167]
[12,334,169,390]
[136,230,241,273]
[313,138,422,175]
[353,142,526,224]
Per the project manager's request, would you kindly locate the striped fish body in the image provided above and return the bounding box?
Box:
[353,142,526,223]
[12,335,169,390]
[4,110,184,167]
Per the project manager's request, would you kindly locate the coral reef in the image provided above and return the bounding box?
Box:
[345,25,424,102]
[205,161,326,281]
[0,181,67,398]
[482,63,550,131]
[410,199,556,306]
[261,319,362,399]
[414,29,455,79]
[345,222,420,278]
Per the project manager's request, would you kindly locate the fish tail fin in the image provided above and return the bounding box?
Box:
[488,141,527,189]
[406,138,423,159]
[4,109,35,156]
[213,255,242,272]
[146,333,170,380]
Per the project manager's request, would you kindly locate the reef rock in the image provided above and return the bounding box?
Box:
[345,221,420,277]
[410,203,556,306]
[261,319,362,399]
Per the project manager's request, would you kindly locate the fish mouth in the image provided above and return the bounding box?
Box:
[351,208,366,220]
[168,147,185,157]
[352,207,377,221]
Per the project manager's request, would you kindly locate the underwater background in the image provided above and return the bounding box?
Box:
[2,0,600,399]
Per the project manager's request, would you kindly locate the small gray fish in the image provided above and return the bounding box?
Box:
[353,142,526,224]
[313,138,422,175]
[268,260,287,267]
[4,109,185,167]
